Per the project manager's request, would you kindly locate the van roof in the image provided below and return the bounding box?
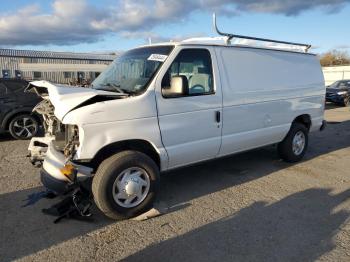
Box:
[140,37,316,56]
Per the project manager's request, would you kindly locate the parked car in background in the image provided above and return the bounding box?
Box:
[326,80,350,107]
[0,79,41,139]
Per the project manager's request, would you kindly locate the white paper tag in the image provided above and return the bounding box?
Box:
[147,54,168,62]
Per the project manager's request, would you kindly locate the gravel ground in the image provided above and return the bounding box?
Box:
[0,104,349,262]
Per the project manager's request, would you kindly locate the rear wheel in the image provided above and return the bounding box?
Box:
[92,150,160,220]
[344,97,350,107]
[8,114,39,140]
[278,123,309,163]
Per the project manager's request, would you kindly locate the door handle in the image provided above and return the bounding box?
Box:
[215,111,221,123]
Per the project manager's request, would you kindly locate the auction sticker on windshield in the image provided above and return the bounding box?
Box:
[148,54,168,62]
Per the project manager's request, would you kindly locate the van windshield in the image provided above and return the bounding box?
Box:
[92,46,174,95]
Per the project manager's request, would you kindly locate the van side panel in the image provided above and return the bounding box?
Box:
[215,47,325,156]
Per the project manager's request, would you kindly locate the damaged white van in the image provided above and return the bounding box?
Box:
[27,23,326,219]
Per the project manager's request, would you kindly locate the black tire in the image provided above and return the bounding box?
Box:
[92,150,160,220]
[277,123,309,163]
[8,114,39,140]
[344,97,350,107]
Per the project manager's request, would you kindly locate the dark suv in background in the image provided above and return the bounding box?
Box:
[0,79,41,139]
[326,80,350,107]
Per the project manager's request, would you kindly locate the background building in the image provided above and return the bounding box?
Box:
[0,49,117,85]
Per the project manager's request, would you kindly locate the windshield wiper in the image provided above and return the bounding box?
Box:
[106,83,126,94]
[95,83,129,96]
[96,83,138,96]
[120,88,138,95]
[109,84,139,96]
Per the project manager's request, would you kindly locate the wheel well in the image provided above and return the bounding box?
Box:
[89,139,160,170]
[292,114,311,130]
[4,111,41,130]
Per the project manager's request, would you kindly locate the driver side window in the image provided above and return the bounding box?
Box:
[162,48,214,96]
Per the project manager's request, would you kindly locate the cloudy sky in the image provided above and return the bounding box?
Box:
[0,0,349,53]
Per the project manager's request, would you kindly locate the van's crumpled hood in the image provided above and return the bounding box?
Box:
[27,80,126,120]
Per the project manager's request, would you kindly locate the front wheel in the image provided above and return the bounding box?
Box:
[92,150,160,220]
[344,97,350,107]
[8,114,39,140]
[277,123,309,163]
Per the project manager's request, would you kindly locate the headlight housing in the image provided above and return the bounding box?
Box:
[337,91,347,95]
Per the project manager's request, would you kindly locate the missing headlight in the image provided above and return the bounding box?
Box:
[64,125,79,159]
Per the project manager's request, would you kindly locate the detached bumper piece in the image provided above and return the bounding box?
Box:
[42,167,93,223]
[24,167,93,224]
[22,184,93,224]
[42,187,93,224]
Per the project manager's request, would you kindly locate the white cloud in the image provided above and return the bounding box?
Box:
[0,0,349,46]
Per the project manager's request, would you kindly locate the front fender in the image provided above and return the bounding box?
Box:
[74,117,168,170]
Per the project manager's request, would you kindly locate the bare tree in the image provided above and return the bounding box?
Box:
[319,50,350,67]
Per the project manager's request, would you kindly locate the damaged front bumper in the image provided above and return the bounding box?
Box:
[38,141,93,194]
[26,138,94,223]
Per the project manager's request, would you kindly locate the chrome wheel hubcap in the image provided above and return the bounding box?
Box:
[112,167,150,208]
[292,131,305,156]
[12,117,37,138]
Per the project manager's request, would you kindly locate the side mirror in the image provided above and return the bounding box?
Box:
[162,76,188,98]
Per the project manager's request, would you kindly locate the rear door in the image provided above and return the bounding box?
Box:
[155,47,223,169]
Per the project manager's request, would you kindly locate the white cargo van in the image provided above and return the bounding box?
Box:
[27,22,326,219]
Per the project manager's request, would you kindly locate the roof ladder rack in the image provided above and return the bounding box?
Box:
[213,13,311,53]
